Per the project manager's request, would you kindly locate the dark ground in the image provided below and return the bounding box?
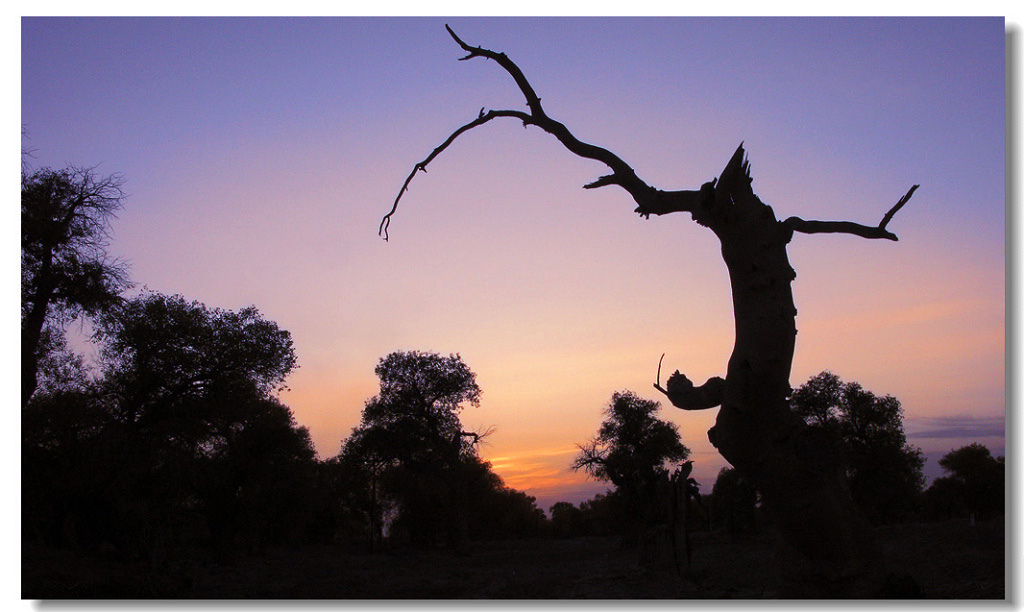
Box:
[22,517,1005,599]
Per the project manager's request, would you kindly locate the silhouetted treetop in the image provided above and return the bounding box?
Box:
[573,391,689,489]
[363,351,481,444]
[925,442,1004,520]
[22,165,132,407]
[938,442,1004,480]
[99,291,296,399]
[95,291,297,447]
[789,372,924,523]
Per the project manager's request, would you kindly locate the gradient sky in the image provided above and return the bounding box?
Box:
[20,17,1005,511]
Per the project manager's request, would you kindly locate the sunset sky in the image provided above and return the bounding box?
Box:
[20,16,1006,511]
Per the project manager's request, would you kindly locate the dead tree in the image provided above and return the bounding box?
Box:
[383,27,918,596]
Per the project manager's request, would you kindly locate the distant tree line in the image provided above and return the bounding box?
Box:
[22,164,552,566]
[548,372,1004,545]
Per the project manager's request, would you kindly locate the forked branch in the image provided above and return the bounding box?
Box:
[784,185,919,241]
[380,25,708,240]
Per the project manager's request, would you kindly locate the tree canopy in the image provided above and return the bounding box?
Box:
[21,165,131,406]
[925,443,1004,520]
[339,351,486,549]
[573,390,690,490]
[789,371,924,523]
[356,351,481,467]
[96,291,297,454]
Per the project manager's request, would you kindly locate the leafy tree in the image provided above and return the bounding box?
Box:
[573,391,689,493]
[23,291,309,559]
[573,390,689,542]
[925,443,1004,520]
[22,166,131,407]
[342,351,484,549]
[789,371,924,524]
[96,291,297,453]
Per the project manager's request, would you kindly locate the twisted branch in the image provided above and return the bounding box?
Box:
[380,25,707,240]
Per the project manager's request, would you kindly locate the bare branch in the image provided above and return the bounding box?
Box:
[784,185,919,242]
[571,439,609,475]
[446,25,546,119]
[379,109,531,240]
[879,184,919,230]
[655,367,726,411]
[381,25,709,240]
[654,353,666,392]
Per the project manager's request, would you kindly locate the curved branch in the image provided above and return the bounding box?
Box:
[380,109,531,240]
[381,25,708,240]
[784,185,919,242]
[654,359,726,411]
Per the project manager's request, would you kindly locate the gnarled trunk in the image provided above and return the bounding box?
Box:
[694,147,883,596]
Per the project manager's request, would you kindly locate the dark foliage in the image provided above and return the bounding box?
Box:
[337,351,536,550]
[924,443,1004,520]
[573,391,689,488]
[572,391,691,543]
[789,372,925,524]
[22,291,327,564]
[21,166,132,407]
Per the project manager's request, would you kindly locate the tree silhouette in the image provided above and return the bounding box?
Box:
[790,372,924,524]
[573,390,689,545]
[96,291,297,449]
[21,165,131,407]
[343,351,486,550]
[384,27,918,596]
[23,290,309,562]
[925,443,1004,520]
[573,391,689,493]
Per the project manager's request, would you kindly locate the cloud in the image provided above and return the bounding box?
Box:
[906,415,1004,440]
[483,446,584,492]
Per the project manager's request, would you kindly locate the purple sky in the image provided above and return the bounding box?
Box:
[20,17,1005,510]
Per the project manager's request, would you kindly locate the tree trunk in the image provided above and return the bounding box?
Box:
[699,146,884,597]
[22,250,57,408]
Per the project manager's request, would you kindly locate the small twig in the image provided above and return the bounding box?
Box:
[879,184,919,230]
[654,353,667,393]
